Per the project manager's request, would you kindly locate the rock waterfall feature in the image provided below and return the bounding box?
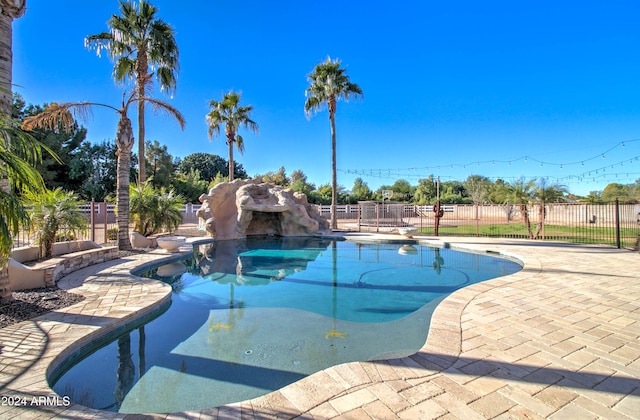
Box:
[196,179,329,240]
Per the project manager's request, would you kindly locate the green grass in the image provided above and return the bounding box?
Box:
[419,223,640,249]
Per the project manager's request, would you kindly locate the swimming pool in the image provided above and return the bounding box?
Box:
[50,237,521,414]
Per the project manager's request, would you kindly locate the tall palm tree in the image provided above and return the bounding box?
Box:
[304,56,362,230]
[23,92,185,250]
[0,111,46,303]
[205,91,258,182]
[85,0,179,183]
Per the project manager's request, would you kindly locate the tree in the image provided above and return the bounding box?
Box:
[172,168,208,203]
[533,178,567,239]
[177,152,245,182]
[289,169,316,195]
[499,177,537,239]
[86,0,179,183]
[350,178,372,202]
[145,140,174,188]
[14,94,87,191]
[304,56,362,229]
[22,188,87,258]
[0,111,46,303]
[205,91,258,182]
[68,141,119,201]
[601,183,632,203]
[413,176,437,204]
[23,91,185,250]
[464,175,491,204]
[258,166,288,186]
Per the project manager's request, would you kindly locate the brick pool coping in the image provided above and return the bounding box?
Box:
[0,235,638,418]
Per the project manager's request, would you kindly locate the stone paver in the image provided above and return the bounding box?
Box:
[0,236,639,419]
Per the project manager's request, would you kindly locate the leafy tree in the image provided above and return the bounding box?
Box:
[350,177,372,202]
[205,91,258,182]
[177,152,246,181]
[0,110,46,303]
[210,172,228,187]
[258,166,288,186]
[22,188,87,258]
[68,141,119,201]
[464,175,491,204]
[601,183,632,203]
[413,176,437,204]
[23,91,185,251]
[312,184,333,205]
[171,168,208,203]
[304,56,363,229]
[145,140,174,188]
[86,0,179,183]
[13,94,86,190]
[289,169,315,195]
[585,191,602,203]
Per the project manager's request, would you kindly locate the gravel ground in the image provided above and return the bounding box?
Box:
[0,287,85,329]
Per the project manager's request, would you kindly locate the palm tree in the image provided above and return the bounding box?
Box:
[85,0,179,183]
[22,187,87,258]
[23,92,185,250]
[0,111,46,303]
[304,56,363,230]
[130,181,184,235]
[533,178,568,239]
[504,178,537,239]
[205,91,258,182]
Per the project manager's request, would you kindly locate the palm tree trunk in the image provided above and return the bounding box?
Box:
[521,204,534,239]
[0,2,27,304]
[0,258,11,304]
[136,53,149,183]
[534,203,546,239]
[137,98,146,183]
[227,135,235,182]
[0,11,13,304]
[116,115,134,251]
[329,113,338,230]
[0,11,13,114]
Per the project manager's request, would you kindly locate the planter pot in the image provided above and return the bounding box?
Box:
[156,236,187,253]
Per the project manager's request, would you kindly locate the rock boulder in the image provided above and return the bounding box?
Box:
[196,179,329,240]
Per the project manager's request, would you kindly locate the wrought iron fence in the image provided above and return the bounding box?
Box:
[12,200,639,250]
[322,200,640,249]
[11,202,203,249]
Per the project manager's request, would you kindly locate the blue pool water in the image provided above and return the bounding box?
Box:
[50,237,521,414]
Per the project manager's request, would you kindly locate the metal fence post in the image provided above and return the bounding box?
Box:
[102,202,108,244]
[90,200,95,242]
[615,199,621,249]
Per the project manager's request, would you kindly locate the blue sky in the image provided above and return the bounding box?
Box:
[12,0,640,196]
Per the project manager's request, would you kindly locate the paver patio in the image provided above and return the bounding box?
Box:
[0,235,638,419]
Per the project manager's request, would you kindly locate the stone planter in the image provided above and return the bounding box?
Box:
[156,236,187,253]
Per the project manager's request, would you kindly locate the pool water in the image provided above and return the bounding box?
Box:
[51,237,521,414]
